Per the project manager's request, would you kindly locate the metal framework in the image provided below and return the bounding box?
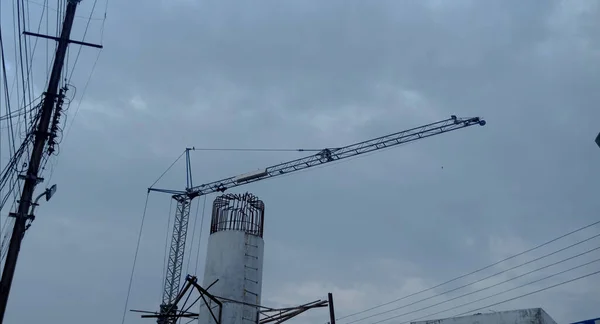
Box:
[159,196,192,323]
[259,300,329,324]
[134,275,223,324]
[149,115,486,321]
[211,193,265,237]
[136,275,332,324]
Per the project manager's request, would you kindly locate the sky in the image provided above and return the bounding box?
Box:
[1,0,600,323]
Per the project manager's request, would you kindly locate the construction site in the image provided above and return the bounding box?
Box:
[0,1,599,324]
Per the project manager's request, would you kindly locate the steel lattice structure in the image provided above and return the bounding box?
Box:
[158,196,191,324]
[149,115,486,322]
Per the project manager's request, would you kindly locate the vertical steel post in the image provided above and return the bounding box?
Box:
[328,293,336,324]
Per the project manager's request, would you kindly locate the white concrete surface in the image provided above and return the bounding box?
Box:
[199,230,265,324]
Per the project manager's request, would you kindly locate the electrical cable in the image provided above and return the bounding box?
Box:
[185,197,202,277]
[0,0,55,252]
[356,247,600,324]
[62,0,106,142]
[344,232,600,324]
[25,0,105,20]
[121,192,150,324]
[66,0,98,83]
[452,269,600,317]
[337,219,600,321]
[379,265,600,324]
[61,45,101,140]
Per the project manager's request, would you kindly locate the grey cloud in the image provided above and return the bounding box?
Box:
[2,0,600,323]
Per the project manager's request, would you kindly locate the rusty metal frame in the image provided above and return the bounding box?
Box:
[211,193,265,238]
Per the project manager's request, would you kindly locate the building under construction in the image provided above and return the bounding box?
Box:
[147,192,331,324]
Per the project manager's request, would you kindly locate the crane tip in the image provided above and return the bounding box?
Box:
[479,119,487,126]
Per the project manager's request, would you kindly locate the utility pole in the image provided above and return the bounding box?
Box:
[0,0,100,321]
[328,293,336,324]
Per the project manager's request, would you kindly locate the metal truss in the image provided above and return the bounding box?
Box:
[159,196,192,323]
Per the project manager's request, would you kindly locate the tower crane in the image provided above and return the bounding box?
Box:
[149,115,486,323]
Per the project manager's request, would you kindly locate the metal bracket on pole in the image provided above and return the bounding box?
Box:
[23,31,103,49]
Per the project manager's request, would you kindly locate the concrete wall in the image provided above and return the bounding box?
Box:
[412,308,557,324]
[199,230,265,324]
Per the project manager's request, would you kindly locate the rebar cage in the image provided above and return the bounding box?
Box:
[210,192,265,237]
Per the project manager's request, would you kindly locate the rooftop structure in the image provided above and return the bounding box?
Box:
[411,308,557,324]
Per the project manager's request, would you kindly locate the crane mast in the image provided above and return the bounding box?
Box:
[150,115,486,323]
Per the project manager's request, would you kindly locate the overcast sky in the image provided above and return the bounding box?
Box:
[1,0,600,323]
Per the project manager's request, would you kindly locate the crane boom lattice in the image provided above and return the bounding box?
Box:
[150,115,486,323]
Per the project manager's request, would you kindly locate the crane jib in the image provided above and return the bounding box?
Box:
[181,115,486,197]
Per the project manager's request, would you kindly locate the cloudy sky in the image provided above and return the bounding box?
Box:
[1,0,600,323]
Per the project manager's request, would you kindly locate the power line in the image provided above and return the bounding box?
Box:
[66,0,98,83]
[452,268,600,317]
[345,232,600,324]
[337,219,600,321]
[355,246,600,324]
[386,266,600,324]
[62,0,107,142]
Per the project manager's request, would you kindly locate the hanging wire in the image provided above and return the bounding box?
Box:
[66,0,98,83]
[149,150,186,189]
[194,195,208,275]
[185,197,202,276]
[337,219,600,321]
[62,0,107,141]
[362,251,600,324]
[452,269,600,318]
[344,231,600,324]
[121,192,151,324]
[371,265,600,324]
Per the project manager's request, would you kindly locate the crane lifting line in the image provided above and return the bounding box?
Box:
[141,115,487,322]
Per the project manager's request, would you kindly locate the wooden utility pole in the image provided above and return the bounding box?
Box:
[0,0,100,321]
